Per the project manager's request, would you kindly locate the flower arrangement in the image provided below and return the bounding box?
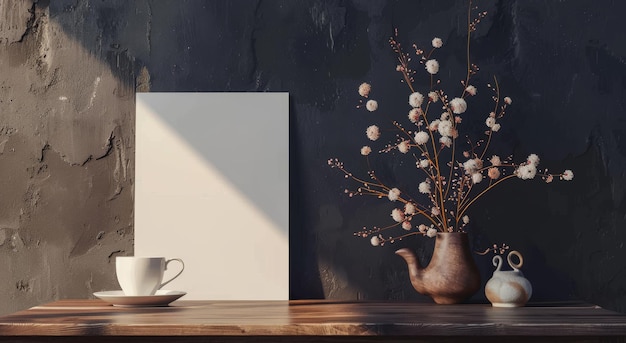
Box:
[328,2,573,247]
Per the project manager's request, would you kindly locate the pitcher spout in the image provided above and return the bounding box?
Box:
[396,233,481,304]
[395,248,426,294]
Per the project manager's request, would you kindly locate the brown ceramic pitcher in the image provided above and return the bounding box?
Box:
[395,232,481,304]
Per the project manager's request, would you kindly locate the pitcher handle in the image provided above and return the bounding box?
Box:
[507,250,523,271]
[159,258,185,289]
[492,255,503,271]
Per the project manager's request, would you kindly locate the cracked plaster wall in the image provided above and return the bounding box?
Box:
[0,0,133,315]
[1,0,626,315]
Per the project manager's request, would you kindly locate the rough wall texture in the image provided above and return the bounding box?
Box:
[0,0,134,315]
[1,0,626,315]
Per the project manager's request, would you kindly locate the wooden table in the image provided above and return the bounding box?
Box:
[1,300,626,342]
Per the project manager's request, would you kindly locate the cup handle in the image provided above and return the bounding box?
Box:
[159,258,185,289]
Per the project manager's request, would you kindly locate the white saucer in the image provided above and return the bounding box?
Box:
[93,290,186,307]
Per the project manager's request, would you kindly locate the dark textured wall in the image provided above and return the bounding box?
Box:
[1,0,625,315]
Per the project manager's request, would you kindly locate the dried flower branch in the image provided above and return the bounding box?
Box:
[329,0,573,247]
[476,243,511,256]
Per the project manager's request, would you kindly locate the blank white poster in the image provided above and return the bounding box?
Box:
[134,92,289,300]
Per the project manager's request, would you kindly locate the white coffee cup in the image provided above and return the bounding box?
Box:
[116,256,185,296]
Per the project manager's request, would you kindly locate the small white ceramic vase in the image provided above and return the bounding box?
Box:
[485,250,532,307]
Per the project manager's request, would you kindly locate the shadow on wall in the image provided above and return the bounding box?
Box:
[48,1,264,92]
[44,0,343,301]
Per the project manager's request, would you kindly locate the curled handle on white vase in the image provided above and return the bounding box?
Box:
[507,250,523,271]
[492,255,503,272]
[160,258,185,289]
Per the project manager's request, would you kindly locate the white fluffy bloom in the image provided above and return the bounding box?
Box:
[419,159,430,168]
[471,172,483,184]
[439,136,452,147]
[404,203,417,215]
[485,117,496,128]
[414,131,429,145]
[360,146,372,156]
[527,154,540,166]
[391,208,405,222]
[426,228,437,238]
[432,37,443,48]
[491,123,501,132]
[398,140,410,153]
[358,83,371,97]
[428,119,440,131]
[388,188,400,201]
[465,85,477,96]
[366,99,378,112]
[516,164,537,180]
[440,112,450,121]
[409,92,424,108]
[425,59,439,74]
[370,236,381,246]
[504,96,512,105]
[418,180,431,194]
[562,170,574,181]
[438,120,453,137]
[418,224,428,233]
[366,125,380,141]
[462,215,470,224]
[431,207,440,216]
[449,97,467,114]
[428,91,439,102]
[402,221,412,230]
[408,108,421,123]
[490,155,502,166]
[463,159,478,174]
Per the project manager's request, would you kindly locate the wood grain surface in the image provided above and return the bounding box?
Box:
[1,300,626,342]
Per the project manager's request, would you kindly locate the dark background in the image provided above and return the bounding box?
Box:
[1,0,625,314]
